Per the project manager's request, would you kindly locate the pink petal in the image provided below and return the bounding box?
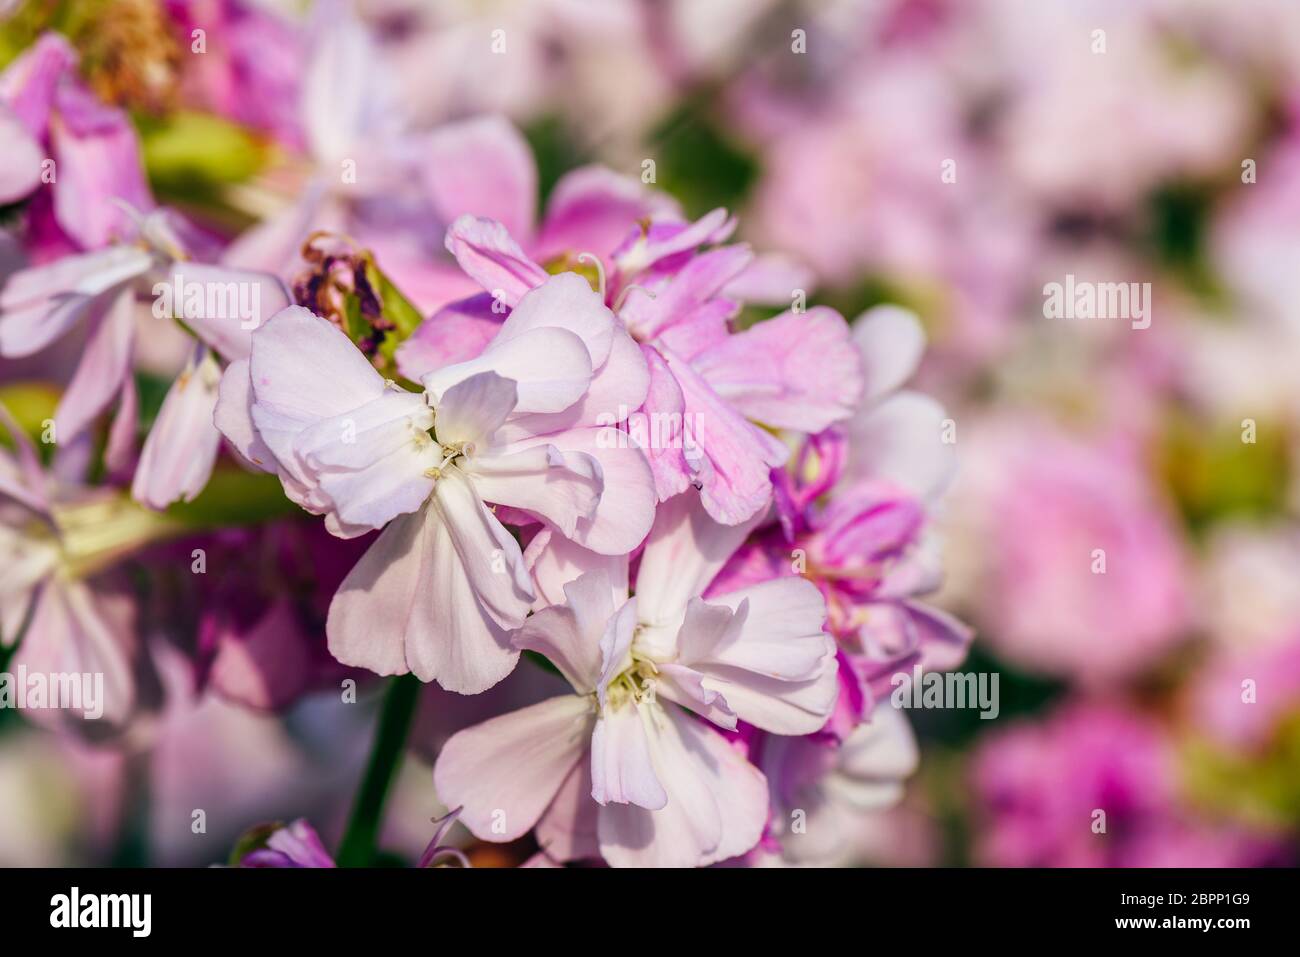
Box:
[422,115,537,241]
[700,578,833,680]
[443,215,548,308]
[661,347,787,525]
[213,359,273,470]
[53,287,136,440]
[620,245,752,344]
[506,426,655,556]
[535,757,601,861]
[422,325,591,415]
[501,326,649,439]
[0,105,43,203]
[597,706,766,867]
[49,84,152,249]
[433,370,517,446]
[510,570,615,694]
[633,490,762,627]
[630,344,693,502]
[433,694,594,841]
[294,388,437,531]
[0,33,78,135]
[494,271,614,368]
[0,246,150,358]
[469,444,601,540]
[841,391,956,501]
[691,306,864,432]
[16,581,136,724]
[394,293,503,381]
[161,263,292,361]
[522,529,630,612]
[535,165,680,264]
[591,703,668,809]
[247,305,386,479]
[722,252,815,305]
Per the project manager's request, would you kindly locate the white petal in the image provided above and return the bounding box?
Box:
[591,702,668,809]
[434,370,517,446]
[597,705,766,867]
[423,327,592,415]
[852,305,925,403]
[494,272,614,368]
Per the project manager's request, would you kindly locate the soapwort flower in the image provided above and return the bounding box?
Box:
[215,272,656,693]
[434,492,839,866]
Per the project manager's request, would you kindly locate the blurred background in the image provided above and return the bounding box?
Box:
[2,0,1299,867]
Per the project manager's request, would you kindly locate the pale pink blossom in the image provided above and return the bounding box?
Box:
[434,493,839,867]
[216,272,656,693]
[0,206,291,509]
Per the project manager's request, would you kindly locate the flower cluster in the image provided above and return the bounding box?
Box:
[4,0,1299,871]
[0,3,966,869]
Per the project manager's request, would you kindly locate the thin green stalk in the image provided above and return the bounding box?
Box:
[336,674,421,867]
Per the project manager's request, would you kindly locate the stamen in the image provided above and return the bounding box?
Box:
[577,252,606,300]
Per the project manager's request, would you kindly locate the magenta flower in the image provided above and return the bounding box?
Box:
[0,33,152,251]
[709,307,971,738]
[434,493,839,867]
[238,819,337,868]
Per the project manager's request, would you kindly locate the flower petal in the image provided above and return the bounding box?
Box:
[468,443,601,540]
[433,370,517,447]
[161,263,292,361]
[691,306,863,432]
[853,305,925,403]
[591,702,668,809]
[596,705,766,867]
[423,326,592,415]
[433,694,594,841]
[131,350,223,509]
[422,115,537,241]
[443,215,548,308]
[53,287,135,440]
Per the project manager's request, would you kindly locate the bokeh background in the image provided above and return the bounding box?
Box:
[2,0,1300,867]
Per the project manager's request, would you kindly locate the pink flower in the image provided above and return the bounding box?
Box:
[710,307,971,737]
[0,33,152,251]
[164,0,307,148]
[434,493,839,867]
[400,144,863,525]
[971,701,1284,867]
[958,416,1192,683]
[0,405,141,725]
[755,701,919,866]
[0,206,292,509]
[238,819,336,868]
[216,273,656,693]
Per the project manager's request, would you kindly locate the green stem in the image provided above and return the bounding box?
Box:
[336,674,421,867]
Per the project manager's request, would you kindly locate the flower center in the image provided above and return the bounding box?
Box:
[423,440,474,481]
[601,653,659,711]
